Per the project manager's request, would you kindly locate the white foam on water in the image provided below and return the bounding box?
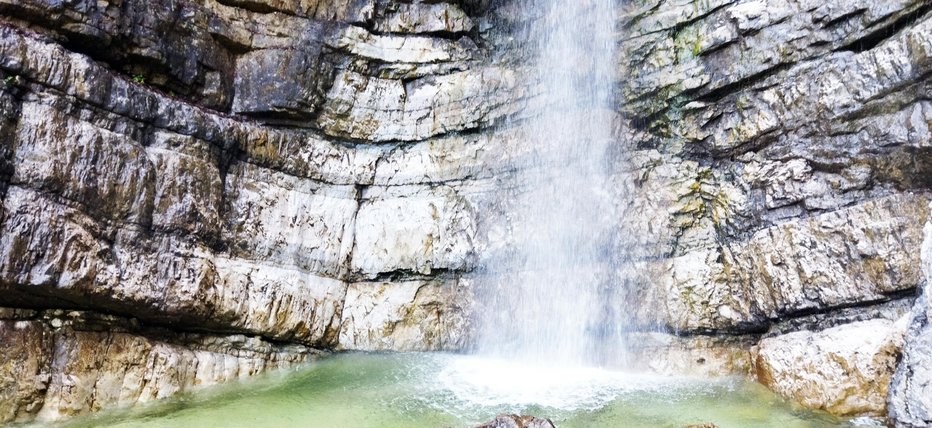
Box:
[426,355,690,412]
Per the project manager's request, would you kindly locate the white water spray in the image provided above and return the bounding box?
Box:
[475,0,624,366]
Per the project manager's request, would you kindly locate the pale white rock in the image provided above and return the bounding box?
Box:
[372,127,521,186]
[233,127,383,186]
[318,67,523,141]
[11,322,313,423]
[625,332,754,377]
[752,318,908,415]
[11,99,155,224]
[338,280,460,351]
[225,162,358,277]
[211,257,347,345]
[699,14,932,151]
[374,2,474,34]
[351,186,476,277]
[729,194,927,317]
[111,235,349,346]
[0,184,347,347]
[624,194,928,332]
[146,132,224,238]
[889,204,932,427]
[727,0,792,32]
[329,26,474,63]
[0,186,111,291]
[742,158,874,211]
[627,0,734,37]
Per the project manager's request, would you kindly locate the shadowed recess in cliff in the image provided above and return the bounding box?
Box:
[472,0,630,366]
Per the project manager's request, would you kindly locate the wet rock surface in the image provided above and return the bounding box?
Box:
[752,318,908,416]
[612,0,932,420]
[889,210,932,427]
[0,0,490,422]
[0,308,317,424]
[473,414,556,428]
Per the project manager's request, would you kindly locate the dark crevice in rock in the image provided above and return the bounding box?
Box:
[819,8,868,29]
[0,306,322,353]
[766,289,920,331]
[0,77,22,202]
[836,4,932,54]
[763,296,915,338]
[690,63,794,106]
[233,109,321,125]
[650,320,767,338]
[210,32,253,56]
[670,291,918,338]
[358,268,465,284]
[0,282,324,348]
[213,0,286,15]
[694,39,737,59]
[623,0,736,41]
[359,22,474,42]
[625,104,676,137]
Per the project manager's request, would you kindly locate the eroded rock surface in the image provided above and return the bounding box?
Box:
[0,309,316,424]
[611,0,932,418]
[752,318,907,415]
[0,0,930,423]
[474,414,556,428]
[0,0,492,422]
[889,208,932,427]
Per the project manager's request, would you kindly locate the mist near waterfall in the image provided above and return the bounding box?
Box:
[474,0,628,366]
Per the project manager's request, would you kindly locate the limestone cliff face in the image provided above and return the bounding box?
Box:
[618,0,932,334]
[616,0,932,423]
[890,214,932,427]
[0,0,495,422]
[0,0,930,425]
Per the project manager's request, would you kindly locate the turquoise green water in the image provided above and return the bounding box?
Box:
[62,353,880,428]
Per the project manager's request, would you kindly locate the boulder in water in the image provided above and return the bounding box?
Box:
[473,414,556,428]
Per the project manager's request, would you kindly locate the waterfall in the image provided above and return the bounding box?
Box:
[475,0,623,366]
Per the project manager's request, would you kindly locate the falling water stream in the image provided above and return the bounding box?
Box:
[473,0,623,366]
[50,2,884,427]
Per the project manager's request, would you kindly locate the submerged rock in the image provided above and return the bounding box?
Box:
[473,414,556,428]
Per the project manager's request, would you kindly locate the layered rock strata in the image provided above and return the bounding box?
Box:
[0,0,499,422]
[889,210,932,427]
[0,308,314,424]
[0,0,930,424]
[613,0,932,423]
